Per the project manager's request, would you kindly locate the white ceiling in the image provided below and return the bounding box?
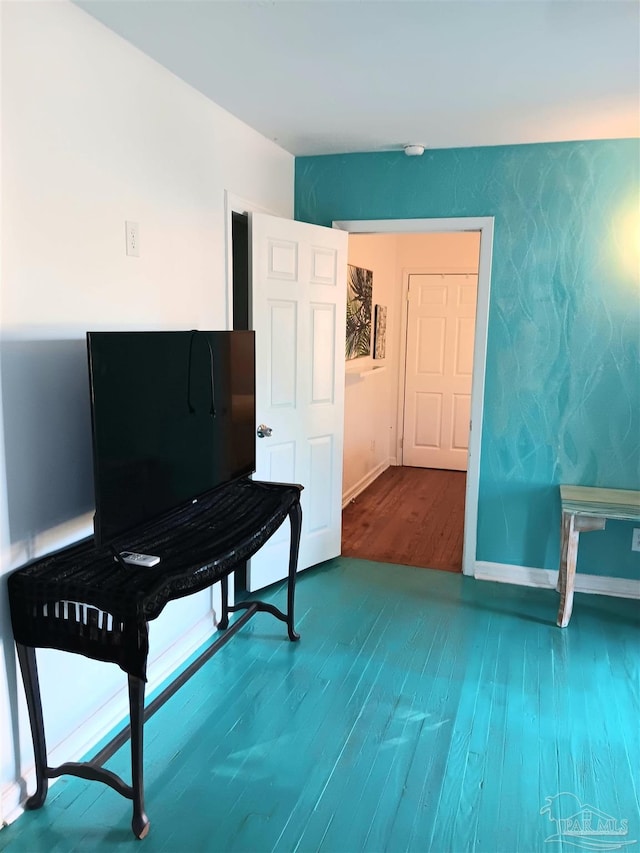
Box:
[76,0,640,156]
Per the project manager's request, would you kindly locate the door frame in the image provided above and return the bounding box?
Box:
[333,217,494,577]
[222,190,280,600]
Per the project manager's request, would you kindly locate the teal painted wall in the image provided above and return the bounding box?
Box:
[295,140,640,578]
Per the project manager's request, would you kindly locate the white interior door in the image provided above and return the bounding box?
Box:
[248,213,348,591]
[403,273,477,470]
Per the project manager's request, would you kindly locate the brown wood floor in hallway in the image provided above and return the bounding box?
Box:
[341,465,466,572]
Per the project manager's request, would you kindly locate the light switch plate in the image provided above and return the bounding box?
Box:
[125,221,139,257]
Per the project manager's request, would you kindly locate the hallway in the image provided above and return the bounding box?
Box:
[341,466,466,572]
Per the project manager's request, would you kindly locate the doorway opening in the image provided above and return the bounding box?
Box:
[226,206,493,581]
[335,218,494,578]
[342,233,481,573]
[231,211,249,332]
[231,210,249,595]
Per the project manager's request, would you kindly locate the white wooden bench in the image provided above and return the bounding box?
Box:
[557,485,640,627]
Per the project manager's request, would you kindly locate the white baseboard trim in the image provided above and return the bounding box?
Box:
[342,459,391,508]
[474,561,640,599]
[1,612,218,827]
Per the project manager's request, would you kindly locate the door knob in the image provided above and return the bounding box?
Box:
[257,424,273,438]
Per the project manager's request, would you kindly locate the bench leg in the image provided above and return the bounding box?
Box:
[128,674,150,839]
[556,511,607,627]
[557,512,578,628]
[15,643,49,809]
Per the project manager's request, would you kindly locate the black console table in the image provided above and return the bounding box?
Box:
[8,478,303,839]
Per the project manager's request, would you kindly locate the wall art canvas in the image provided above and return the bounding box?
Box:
[374,304,387,359]
[346,264,372,360]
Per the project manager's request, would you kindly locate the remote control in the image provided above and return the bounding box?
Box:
[118,551,161,568]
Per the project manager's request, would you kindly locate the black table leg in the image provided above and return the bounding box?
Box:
[229,497,302,640]
[128,674,150,839]
[286,501,302,641]
[218,573,229,630]
[15,643,49,809]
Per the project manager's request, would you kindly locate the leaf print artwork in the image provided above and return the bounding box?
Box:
[346,265,372,360]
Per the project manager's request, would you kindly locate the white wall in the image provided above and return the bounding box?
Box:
[343,234,399,501]
[396,231,481,272]
[0,0,293,822]
[342,231,481,502]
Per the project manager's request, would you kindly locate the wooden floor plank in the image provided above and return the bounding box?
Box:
[439,610,495,852]
[270,603,402,852]
[316,611,440,852]
[307,612,438,851]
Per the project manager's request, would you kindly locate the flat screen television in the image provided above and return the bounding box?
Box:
[86,330,256,548]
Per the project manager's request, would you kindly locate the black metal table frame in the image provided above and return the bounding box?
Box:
[13,497,302,840]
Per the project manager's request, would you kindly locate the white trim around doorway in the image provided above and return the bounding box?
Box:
[333,217,494,578]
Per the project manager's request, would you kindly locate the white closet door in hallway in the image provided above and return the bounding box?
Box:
[403,273,477,471]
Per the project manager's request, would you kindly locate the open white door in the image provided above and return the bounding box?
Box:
[248,213,348,591]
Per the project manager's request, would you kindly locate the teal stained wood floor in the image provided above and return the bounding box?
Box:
[1,558,638,852]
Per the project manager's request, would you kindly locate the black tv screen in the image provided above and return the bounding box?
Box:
[87,330,256,547]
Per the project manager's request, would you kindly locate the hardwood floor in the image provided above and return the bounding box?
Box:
[342,466,466,572]
[2,558,638,852]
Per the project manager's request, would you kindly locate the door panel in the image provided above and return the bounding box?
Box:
[308,435,333,532]
[455,317,475,375]
[403,273,477,470]
[453,394,472,448]
[269,300,297,406]
[311,303,336,403]
[415,392,442,447]
[418,317,445,373]
[268,441,296,482]
[249,213,347,591]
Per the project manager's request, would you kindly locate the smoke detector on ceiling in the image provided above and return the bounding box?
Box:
[404,144,425,157]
